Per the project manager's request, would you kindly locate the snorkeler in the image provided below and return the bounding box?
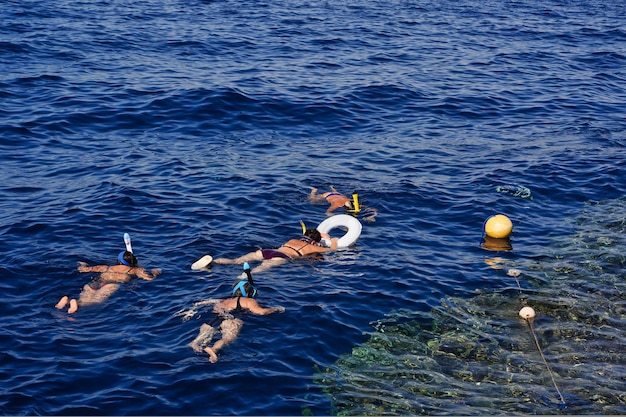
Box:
[192,227,339,274]
[186,265,284,363]
[55,248,161,314]
[308,185,353,215]
[308,186,378,223]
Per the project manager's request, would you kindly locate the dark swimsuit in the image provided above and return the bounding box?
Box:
[232,297,246,315]
[261,249,291,260]
[281,236,318,257]
[87,266,132,290]
[87,280,113,290]
[324,192,343,199]
[262,236,319,260]
[207,297,248,327]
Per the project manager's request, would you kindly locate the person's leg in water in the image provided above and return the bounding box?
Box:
[204,318,243,363]
[189,323,218,353]
[308,187,325,203]
[68,298,79,314]
[213,250,263,265]
[56,283,121,314]
[214,250,289,274]
[250,257,289,274]
[78,283,120,305]
[55,295,69,309]
[55,295,79,313]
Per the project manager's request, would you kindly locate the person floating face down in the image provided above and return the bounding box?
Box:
[209,227,339,275]
[55,250,162,314]
[188,265,284,363]
[308,186,378,223]
[308,185,353,215]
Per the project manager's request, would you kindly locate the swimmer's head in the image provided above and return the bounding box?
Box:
[232,279,257,298]
[304,228,322,243]
[118,250,138,267]
[343,201,354,210]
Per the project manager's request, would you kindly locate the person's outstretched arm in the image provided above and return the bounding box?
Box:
[319,234,339,251]
[77,262,107,273]
[242,298,285,315]
[134,267,162,280]
[192,298,221,308]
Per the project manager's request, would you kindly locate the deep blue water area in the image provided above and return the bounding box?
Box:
[1,0,625,415]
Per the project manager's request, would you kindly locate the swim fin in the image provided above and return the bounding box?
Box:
[191,255,213,270]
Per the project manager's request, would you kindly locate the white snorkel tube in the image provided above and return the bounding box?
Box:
[124,232,133,253]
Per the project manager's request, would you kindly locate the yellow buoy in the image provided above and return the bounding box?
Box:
[484,214,513,239]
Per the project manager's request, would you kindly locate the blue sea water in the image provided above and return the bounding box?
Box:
[1,0,625,415]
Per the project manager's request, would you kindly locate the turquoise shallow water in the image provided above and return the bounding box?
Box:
[1,0,625,415]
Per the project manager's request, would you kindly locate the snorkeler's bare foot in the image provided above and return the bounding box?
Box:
[189,337,205,353]
[68,299,79,314]
[55,296,69,309]
[189,323,214,353]
[189,341,202,353]
[204,347,218,363]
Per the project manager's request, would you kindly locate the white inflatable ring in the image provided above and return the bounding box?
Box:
[317,214,362,248]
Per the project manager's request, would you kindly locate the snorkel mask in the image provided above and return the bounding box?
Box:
[232,262,257,298]
[232,280,257,298]
[118,251,131,266]
[118,250,137,267]
[118,233,137,266]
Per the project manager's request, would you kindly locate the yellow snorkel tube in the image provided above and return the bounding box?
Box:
[351,190,360,214]
[300,220,307,234]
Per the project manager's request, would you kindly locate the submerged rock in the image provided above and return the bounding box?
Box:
[496,184,533,199]
[315,197,626,415]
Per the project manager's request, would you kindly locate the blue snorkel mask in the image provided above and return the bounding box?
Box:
[232,262,257,298]
[232,280,257,298]
[118,251,131,266]
[118,250,138,267]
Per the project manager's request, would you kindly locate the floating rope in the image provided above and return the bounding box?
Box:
[508,269,566,408]
[525,313,566,408]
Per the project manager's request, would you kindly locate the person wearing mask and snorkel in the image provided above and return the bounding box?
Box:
[192,227,339,274]
[55,234,161,314]
[186,264,284,363]
[308,186,378,223]
[308,185,353,215]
